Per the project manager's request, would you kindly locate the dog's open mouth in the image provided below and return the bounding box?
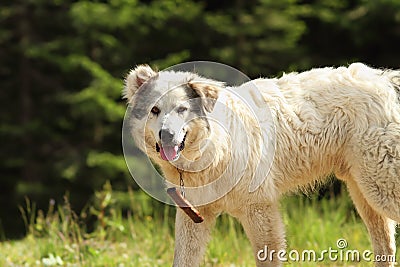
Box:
[156,134,186,161]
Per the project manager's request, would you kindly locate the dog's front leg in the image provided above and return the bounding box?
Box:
[237,202,286,267]
[173,208,217,267]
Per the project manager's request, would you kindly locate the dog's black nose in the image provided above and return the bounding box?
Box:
[159,129,175,144]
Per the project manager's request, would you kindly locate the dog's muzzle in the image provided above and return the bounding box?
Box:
[156,129,186,161]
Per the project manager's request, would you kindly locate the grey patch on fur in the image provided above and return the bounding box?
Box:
[182,85,211,129]
[182,85,204,114]
[131,78,161,119]
[391,75,400,104]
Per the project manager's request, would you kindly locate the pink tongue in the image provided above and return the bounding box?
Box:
[160,145,179,161]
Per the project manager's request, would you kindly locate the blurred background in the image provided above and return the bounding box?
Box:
[1,0,400,239]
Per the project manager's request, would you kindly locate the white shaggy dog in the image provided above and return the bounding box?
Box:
[124,63,400,267]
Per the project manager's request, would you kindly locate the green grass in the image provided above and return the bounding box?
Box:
[0,183,398,267]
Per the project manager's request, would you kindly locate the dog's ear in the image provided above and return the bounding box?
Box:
[123,64,157,101]
[188,81,222,112]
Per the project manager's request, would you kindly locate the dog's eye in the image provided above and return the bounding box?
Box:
[177,106,188,114]
[151,106,160,115]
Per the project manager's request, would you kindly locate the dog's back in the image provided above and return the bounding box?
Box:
[250,63,400,192]
[276,63,400,128]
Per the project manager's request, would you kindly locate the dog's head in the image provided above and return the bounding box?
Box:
[124,65,223,162]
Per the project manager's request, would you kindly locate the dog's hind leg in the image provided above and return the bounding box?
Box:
[355,123,400,223]
[345,178,397,267]
[172,208,217,267]
[236,202,286,267]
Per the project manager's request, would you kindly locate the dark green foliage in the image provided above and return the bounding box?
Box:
[1,0,399,238]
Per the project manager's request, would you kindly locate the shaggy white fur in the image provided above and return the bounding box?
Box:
[124,63,400,267]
